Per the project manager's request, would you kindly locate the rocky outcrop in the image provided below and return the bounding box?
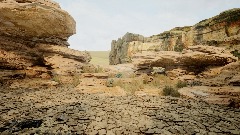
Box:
[132,45,238,74]
[178,86,240,107]
[0,0,91,84]
[199,61,240,86]
[0,0,75,43]
[109,33,146,65]
[110,8,240,65]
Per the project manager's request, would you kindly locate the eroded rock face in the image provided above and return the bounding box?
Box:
[0,0,91,83]
[110,8,240,65]
[133,45,238,74]
[0,0,75,40]
[199,61,240,86]
[109,33,146,65]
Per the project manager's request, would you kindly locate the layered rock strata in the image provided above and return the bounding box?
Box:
[132,45,238,74]
[110,8,240,65]
[0,0,91,83]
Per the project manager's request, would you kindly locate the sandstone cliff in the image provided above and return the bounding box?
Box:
[109,8,240,65]
[0,0,91,84]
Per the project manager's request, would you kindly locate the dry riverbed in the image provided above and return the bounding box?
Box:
[0,86,240,134]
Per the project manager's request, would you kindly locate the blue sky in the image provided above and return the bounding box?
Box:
[54,0,240,51]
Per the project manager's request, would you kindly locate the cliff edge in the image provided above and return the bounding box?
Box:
[109,8,240,65]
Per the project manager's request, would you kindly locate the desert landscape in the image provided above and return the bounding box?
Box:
[0,0,240,134]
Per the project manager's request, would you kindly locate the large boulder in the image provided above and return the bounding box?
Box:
[0,0,75,41]
[0,0,91,83]
[109,8,240,65]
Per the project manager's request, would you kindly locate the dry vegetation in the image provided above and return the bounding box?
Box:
[82,64,105,73]
[89,51,110,66]
[52,51,187,97]
[106,73,183,96]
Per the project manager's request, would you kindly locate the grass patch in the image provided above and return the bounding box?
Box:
[72,75,81,87]
[106,74,178,95]
[120,79,144,94]
[51,74,81,87]
[82,65,105,73]
[52,75,62,85]
[176,80,187,88]
[106,78,144,94]
[162,86,180,97]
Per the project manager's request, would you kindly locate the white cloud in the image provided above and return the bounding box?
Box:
[55,0,240,51]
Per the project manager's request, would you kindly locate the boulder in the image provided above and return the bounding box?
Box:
[0,0,91,84]
[0,0,75,40]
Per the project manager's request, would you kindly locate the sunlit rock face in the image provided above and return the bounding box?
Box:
[0,0,75,41]
[0,0,91,83]
[132,45,238,74]
[109,8,240,65]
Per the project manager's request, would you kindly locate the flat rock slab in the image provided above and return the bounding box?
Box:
[0,87,240,134]
[179,86,240,107]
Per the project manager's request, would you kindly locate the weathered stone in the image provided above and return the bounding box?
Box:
[0,0,75,39]
[133,45,237,74]
[109,8,240,65]
[0,0,91,84]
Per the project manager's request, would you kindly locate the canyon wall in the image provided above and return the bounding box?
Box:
[109,8,240,65]
[0,0,91,84]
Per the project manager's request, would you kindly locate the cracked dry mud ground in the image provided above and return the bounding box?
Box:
[0,87,240,135]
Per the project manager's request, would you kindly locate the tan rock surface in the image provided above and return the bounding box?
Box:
[0,0,75,39]
[110,8,240,65]
[179,86,240,107]
[9,78,59,89]
[0,0,91,85]
[133,45,238,74]
[199,61,240,86]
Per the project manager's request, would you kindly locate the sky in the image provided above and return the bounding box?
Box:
[54,0,240,51]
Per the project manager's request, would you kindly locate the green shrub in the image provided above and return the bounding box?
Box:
[174,44,184,52]
[162,86,180,97]
[189,80,202,87]
[231,50,240,58]
[52,75,62,85]
[176,81,187,88]
[72,75,81,87]
[115,73,123,78]
[106,79,114,87]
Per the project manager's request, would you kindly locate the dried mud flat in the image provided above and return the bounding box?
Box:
[0,87,240,135]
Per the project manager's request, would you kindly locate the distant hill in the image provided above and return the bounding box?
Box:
[89,51,110,66]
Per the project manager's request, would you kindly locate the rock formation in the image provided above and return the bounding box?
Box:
[0,0,91,84]
[109,8,240,65]
[132,45,238,74]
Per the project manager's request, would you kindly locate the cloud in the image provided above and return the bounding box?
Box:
[55,0,240,51]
